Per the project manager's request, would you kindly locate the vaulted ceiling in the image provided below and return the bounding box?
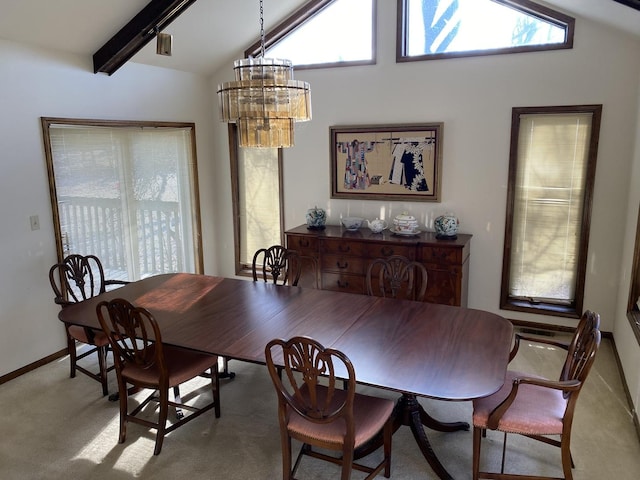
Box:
[0,0,638,77]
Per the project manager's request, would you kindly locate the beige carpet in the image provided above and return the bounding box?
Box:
[1,334,639,479]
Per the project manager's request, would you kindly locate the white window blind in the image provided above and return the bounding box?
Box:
[509,113,593,303]
[47,123,200,280]
[237,147,282,266]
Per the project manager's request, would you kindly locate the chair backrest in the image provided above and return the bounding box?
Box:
[265,336,356,428]
[252,245,302,286]
[96,298,166,377]
[560,310,600,382]
[49,254,107,306]
[561,316,601,382]
[366,255,428,301]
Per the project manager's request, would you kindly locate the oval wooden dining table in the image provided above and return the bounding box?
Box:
[57,272,513,480]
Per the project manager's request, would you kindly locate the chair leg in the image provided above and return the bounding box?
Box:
[67,334,77,378]
[500,431,508,473]
[383,416,392,478]
[472,427,482,480]
[97,345,109,396]
[561,434,574,480]
[154,388,170,455]
[118,378,128,445]
[341,445,354,480]
[173,386,184,420]
[211,366,221,418]
[282,433,293,480]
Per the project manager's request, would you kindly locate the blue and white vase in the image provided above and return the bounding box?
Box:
[434,214,459,239]
[306,206,326,230]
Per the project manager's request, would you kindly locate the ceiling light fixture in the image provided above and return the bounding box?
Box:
[217,0,311,148]
[156,32,173,56]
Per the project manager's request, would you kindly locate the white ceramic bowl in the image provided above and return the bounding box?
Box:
[341,216,364,230]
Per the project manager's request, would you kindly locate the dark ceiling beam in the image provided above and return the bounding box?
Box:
[612,0,640,12]
[93,0,198,75]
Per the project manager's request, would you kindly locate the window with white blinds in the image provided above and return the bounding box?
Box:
[229,125,284,273]
[42,118,203,280]
[501,106,601,317]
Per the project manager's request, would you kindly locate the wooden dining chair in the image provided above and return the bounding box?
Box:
[472,312,602,480]
[265,336,394,480]
[49,253,129,396]
[96,298,221,455]
[252,244,302,286]
[366,255,428,301]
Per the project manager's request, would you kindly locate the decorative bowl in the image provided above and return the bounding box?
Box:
[393,212,419,233]
[341,216,364,230]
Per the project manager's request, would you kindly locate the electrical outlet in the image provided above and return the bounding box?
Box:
[30,215,40,231]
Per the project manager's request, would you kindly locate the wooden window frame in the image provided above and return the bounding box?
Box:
[245,0,377,70]
[627,204,640,345]
[500,105,602,318]
[41,117,204,277]
[396,0,575,63]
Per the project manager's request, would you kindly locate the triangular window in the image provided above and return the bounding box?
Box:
[398,0,574,62]
[246,0,376,69]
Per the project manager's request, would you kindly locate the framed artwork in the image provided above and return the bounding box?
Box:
[330,123,443,202]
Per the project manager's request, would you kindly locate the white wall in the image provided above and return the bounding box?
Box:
[211,3,640,334]
[0,39,217,377]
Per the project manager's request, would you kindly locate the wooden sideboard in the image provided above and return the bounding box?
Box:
[285,224,471,307]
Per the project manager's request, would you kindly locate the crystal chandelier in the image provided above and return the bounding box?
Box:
[217,0,312,148]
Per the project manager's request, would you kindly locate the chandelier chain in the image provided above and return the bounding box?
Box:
[259,0,265,59]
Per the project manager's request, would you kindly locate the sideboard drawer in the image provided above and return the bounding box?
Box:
[320,238,365,256]
[419,246,463,265]
[363,243,415,260]
[287,234,318,255]
[321,273,365,294]
[321,254,366,275]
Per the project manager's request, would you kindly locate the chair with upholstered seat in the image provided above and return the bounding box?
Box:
[252,244,302,286]
[365,255,428,301]
[96,298,221,455]
[265,336,394,480]
[49,253,129,396]
[472,311,602,480]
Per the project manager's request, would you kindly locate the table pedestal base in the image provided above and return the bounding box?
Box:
[355,393,469,480]
[396,393,469,480]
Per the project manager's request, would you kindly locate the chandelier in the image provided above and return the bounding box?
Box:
[217,0,312,148]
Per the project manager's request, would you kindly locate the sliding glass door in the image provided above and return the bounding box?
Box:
[42,118,203,280]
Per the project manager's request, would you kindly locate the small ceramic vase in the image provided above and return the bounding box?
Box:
[306,206,326,230]
[434,214,459,239]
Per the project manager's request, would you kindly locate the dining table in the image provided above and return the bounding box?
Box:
[57,272,513,480]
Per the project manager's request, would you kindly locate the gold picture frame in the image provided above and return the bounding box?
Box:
[330,123,443,202]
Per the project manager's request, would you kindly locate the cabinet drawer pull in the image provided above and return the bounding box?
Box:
[337,261,349,269]
[381,246,394,256]
[337,280,349,288]
[300,239,310,248]
[338,244,351,253]
[432,250,449,260]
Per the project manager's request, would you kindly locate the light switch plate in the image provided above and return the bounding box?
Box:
[30,215,40,231]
